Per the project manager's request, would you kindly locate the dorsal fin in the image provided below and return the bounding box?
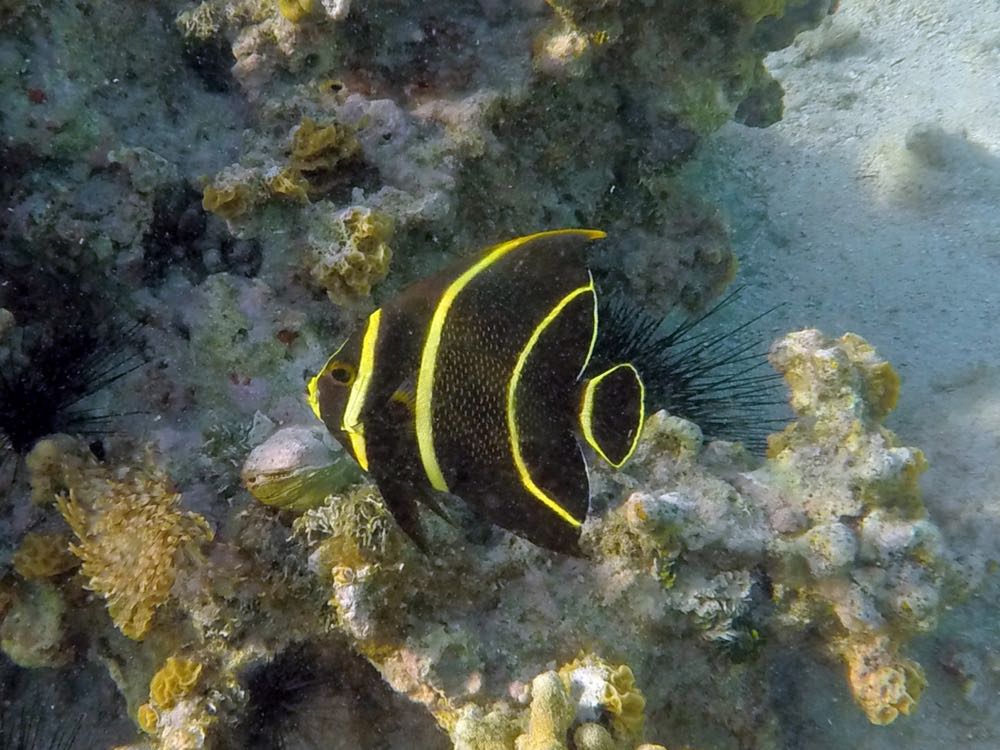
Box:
[579,362,645,468]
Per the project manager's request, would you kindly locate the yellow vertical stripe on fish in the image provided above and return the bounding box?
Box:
[507,283,596,527]
[580,272,599,378]
[306,339,349,420]
[579,362,645,468]
[415,228,607,492]
[341,308,381,472]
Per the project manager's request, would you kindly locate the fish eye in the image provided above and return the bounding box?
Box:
[327,362,356,386]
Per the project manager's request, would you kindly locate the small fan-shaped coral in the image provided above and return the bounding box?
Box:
[138,656,205,734]
[55,456,213,639]
[202,180,261,221]
[135,655,216,747]
[150,657,204,710]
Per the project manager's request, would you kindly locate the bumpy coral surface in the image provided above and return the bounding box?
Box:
[452,654,663,750]
[306,205,394,303]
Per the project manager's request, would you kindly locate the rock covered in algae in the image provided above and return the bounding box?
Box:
[241,424,362,510]
[0,581,72,668]
[11,531,78,580]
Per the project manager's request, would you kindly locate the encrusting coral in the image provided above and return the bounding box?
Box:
[306,206,394,304]
[12,531,78,580]
[754,329,951,723]
[287,116,362,196]
[451,654,664,750]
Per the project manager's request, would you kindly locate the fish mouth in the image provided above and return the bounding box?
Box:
[340,421,369,471]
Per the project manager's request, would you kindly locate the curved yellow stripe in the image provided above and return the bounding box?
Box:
[579,362,645,469]
[415,228,606,492]
[341,308,381,472]
[306,338,348,421]
[507,283,596,527]
[579,269,599,379]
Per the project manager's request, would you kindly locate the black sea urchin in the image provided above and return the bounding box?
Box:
[0,688,83,750]
[0,255,145,479]
[236,646,328,750]
[0,321,143,465]
[590,288,787,453]
[0,706,81,750]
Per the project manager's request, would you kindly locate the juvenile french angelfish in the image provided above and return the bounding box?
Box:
[307,229,645,556]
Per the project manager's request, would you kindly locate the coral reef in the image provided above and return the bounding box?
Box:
[251,329,957,749]
[755,329,952,723]
[165,0,837,313]
[2,0,971,747]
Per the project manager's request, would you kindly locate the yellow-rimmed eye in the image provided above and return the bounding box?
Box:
[327,361,356,386]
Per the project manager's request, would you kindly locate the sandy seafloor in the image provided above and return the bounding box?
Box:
[688,0,1000,745]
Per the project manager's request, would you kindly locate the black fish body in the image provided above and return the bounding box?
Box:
[309,229,648,555]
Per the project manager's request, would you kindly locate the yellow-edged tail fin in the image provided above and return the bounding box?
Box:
[578,362,645,468]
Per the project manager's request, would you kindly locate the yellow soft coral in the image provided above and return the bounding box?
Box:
[266,166,310,202]
[56,464,213,639]
[137,702,159,734]
[558,654,646,740]
[136,656,204,735]
[12,532,78,580]
[517,671,575,750]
